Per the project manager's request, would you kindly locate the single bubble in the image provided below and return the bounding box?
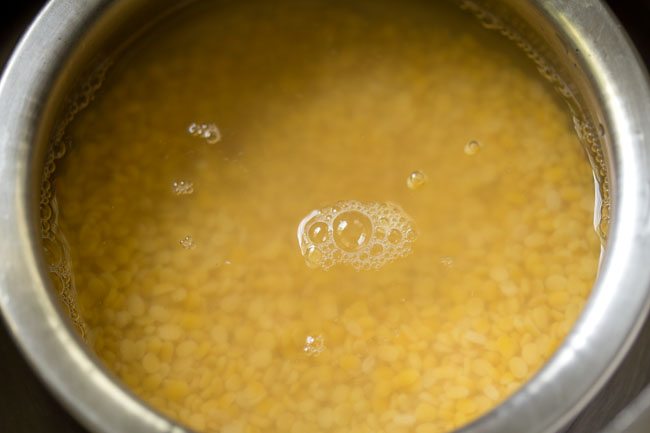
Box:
[305,246,323,269]
[464,140,483,156]
[375,228,386,239]
[538,65,555,81]
[180,235,195,249]
[205,126,222,144]
[333,211,373,252]
[388,229,402,244]
[308,222,329,244]
[480,14,500,29]
[405,229,417,242]
[204,131,219,144]
[49,271,65,295]
[406,170,428,190]
[556,83,573,98]
[598,217,609,241]
[40,204,52,221]
[304,335,325,356]
[42,236,63,265]
[370,244,383,256]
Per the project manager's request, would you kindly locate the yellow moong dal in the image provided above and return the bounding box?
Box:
[46,0,600,432]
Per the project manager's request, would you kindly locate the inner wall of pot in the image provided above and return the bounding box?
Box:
[34,0,611,421]
[460,0,611,242]
[36,0,196,337]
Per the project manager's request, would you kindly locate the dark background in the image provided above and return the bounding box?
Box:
[1,1,649,432]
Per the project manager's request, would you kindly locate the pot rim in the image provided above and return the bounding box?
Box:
[1,1,649,433]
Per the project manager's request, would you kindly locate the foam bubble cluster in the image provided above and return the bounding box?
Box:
[188,122,221,144]
[172,180,194,195]
[297,200,417,270]
[179,235,195,249]
[303,335,326,356]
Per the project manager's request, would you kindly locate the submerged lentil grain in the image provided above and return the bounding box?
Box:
[50,0,600,432]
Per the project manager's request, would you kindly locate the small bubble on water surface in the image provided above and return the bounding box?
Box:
[180,235,195,249]
[406,170,427,190]
[464,140,483,155]
[172,180,194,195]
[188,122,221,144]
[304,335,325,356]
[440,256,454,267]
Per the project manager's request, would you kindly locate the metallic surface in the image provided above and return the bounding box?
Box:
[0,1,649,433]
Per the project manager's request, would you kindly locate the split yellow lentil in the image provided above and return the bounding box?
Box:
[48,0,600,432]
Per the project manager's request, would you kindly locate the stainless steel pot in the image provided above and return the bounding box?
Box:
[1,1,649,433]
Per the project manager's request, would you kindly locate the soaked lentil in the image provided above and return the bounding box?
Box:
[49,0,600,432]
